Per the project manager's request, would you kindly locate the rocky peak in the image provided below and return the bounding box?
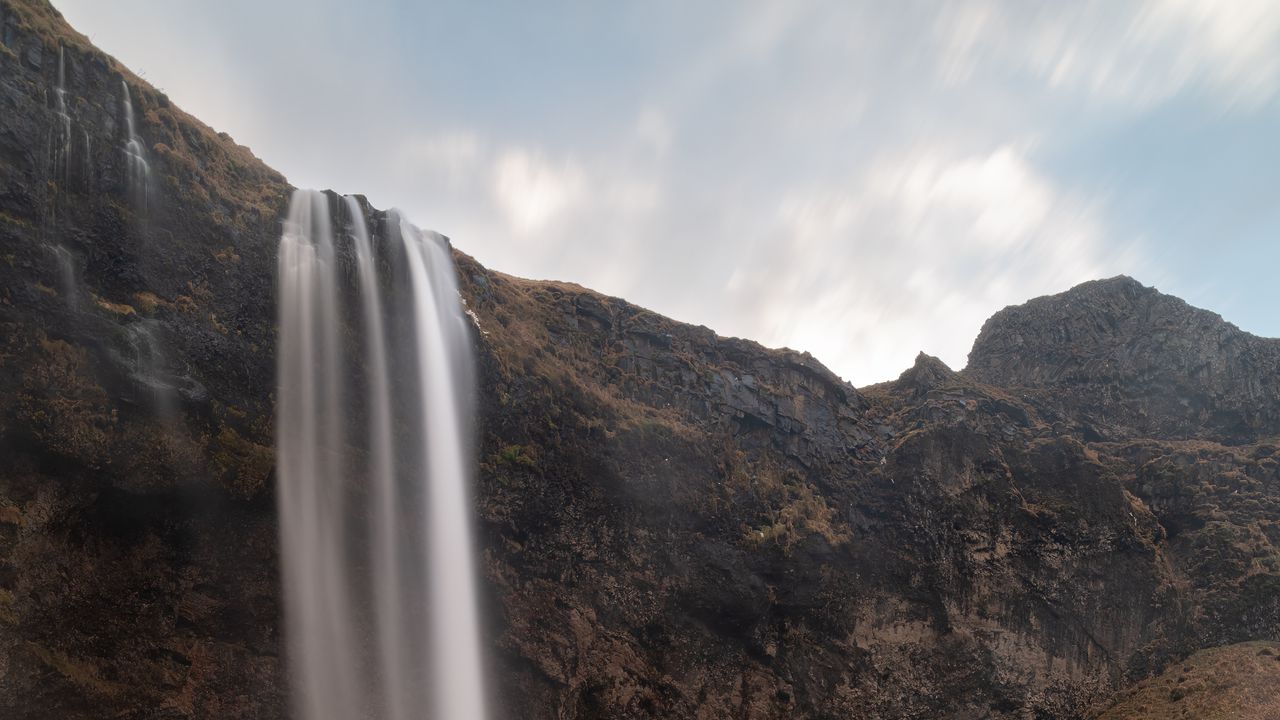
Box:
[893,351,956,398]
[965,276,1280,443]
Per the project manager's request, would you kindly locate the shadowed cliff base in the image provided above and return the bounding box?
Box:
[0,1,1278,718]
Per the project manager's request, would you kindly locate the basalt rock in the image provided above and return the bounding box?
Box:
[0,2,1278,719]
[966,276,1280,445]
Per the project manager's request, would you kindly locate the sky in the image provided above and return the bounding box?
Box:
[55,0,1280,385]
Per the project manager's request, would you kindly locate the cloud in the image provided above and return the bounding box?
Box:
[634,108,672,158]
[491,149,587,236]
[52,0,1275,382]
[399,133,483,191]
[717,143,1136,385]
[383,123,664,294]
[935,0,1280,109]
[1139,0,1280,104]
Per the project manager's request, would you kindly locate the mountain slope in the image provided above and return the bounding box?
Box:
[967,276,1280,444]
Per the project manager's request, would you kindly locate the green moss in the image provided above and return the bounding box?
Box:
[24,642,122,697]
[494,444,537,469]
[209,425,273,499]
[0,210,33,228]
[17,334,113,466]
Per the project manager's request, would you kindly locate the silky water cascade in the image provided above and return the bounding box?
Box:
[276,190,486,720]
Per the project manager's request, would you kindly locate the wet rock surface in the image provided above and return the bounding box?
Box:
[0,2,1278,719]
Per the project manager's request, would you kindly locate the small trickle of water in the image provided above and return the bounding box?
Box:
[125,320,178,419]
[82,127,93,188]
[47,243,78,309]
[52,46,72,181]
[121,80,150,211]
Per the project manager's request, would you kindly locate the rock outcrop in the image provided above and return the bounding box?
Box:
[967,276,1280,444]
[0,2,1277,719]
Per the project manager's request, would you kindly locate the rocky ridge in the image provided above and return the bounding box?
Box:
[967,275,1280,445]
[0,1,1278,718]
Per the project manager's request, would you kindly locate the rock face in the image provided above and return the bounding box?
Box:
[967,276,1280,445]
[0,2,1278,719]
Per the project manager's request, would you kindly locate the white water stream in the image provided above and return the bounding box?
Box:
[121,80,149,211]
[276,189,486,720]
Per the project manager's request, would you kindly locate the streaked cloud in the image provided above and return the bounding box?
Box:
[492,149,586,236]
[935,0,1280,108]
[53,0,1280,384]
[718,143,1129,383]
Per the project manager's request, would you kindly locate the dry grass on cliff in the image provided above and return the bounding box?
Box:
[1093,641,1280,719]
[471,266,703,440]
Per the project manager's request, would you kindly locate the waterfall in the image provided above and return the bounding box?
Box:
[347,195,411,720]
[121,80,150,210]
[397,214,486,720]
[276,189,487,720]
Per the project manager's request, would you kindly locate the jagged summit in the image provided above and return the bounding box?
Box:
[891,352,956,398]
[966,275,1280,443]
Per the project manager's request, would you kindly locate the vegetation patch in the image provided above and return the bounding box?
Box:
[93,295,136,316]
[723,453,850,553]
[1095,641,1280,719]
[0,588,15,625]
[209,425,274,499]
[17,334,113,466]
[0,504,23,526]
[24,642,123,698]
[132,291,170,314]
[494,444,538,469]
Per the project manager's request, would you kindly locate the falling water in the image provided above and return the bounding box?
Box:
[121,80,150,210]
[397,214,486,720]
[52,46,71,181]
[276,189,486,720]
[82,128,93,189]
[277,190,360,720]
[125,320,179,420]
[47,243,78,309]
[346,195,411,720]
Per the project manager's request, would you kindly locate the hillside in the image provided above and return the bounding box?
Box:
[1093,641,1280,719]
